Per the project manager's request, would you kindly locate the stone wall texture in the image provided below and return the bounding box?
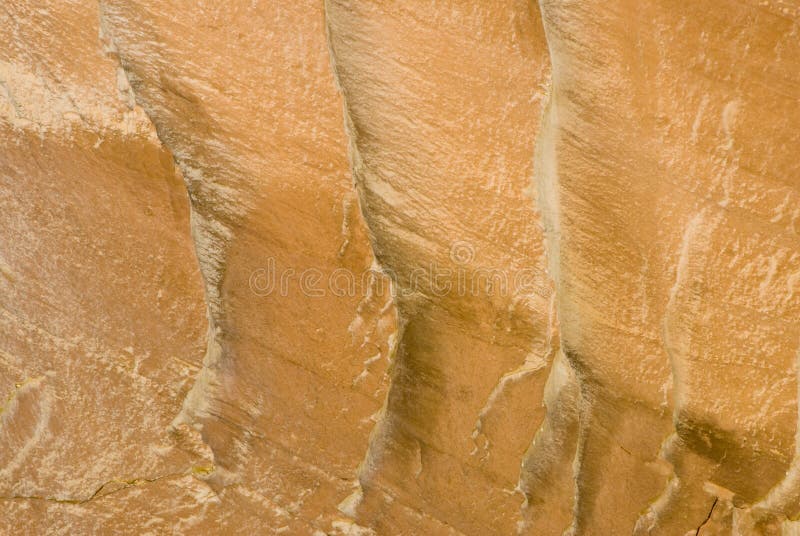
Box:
[1,1,799,534]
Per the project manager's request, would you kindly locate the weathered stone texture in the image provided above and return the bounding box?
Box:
[2,1,799,534]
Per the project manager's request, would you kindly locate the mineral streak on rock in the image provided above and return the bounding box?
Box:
[2,0,800,534]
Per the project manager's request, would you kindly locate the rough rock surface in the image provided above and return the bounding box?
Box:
[1,1,799,534]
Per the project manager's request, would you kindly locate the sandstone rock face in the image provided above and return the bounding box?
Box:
[1,1,799,535]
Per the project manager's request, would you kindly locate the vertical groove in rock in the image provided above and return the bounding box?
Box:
[635,209,720,534]
[534,0,800,533]
[0,0,212,528]
[534,2,677,532]
[98,2,400,531]
[322,2,401,518]
[97,3,236,484]
[518,52,581,533]
[325,1,554,533]
[323,2,452,525]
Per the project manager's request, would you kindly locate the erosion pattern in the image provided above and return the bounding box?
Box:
[1,1,799,534]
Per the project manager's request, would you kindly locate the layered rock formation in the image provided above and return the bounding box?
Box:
[1,1,799,534]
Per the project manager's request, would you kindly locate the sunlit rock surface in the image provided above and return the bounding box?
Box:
[1,1,799,534]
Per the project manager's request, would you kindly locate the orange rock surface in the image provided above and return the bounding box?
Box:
[1,1,799,534]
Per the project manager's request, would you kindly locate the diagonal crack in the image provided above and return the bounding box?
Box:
[695,498,718,535]
[0,470,201,505]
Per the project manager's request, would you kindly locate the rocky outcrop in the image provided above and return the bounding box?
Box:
[2,1,799,534]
